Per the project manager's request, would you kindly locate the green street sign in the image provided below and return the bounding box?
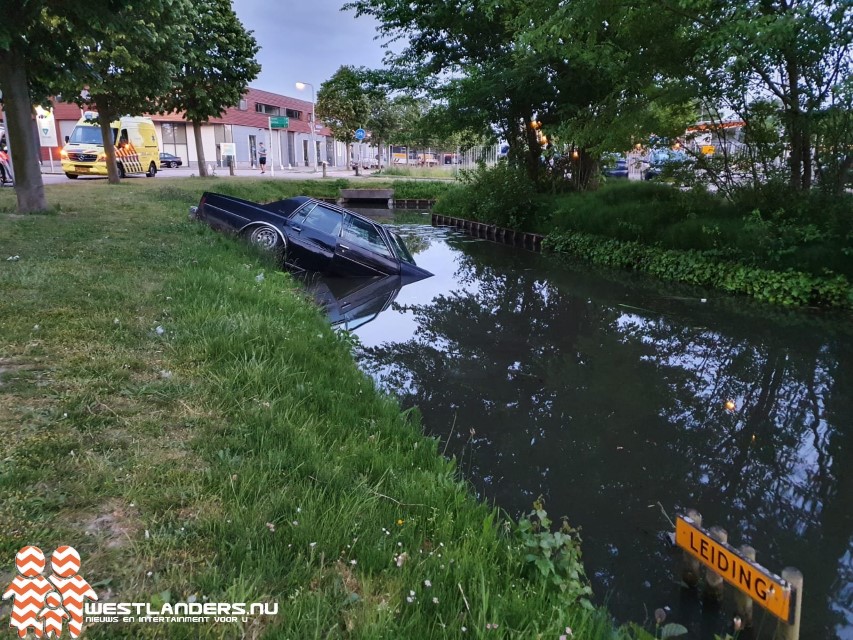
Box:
[269,116,289,129]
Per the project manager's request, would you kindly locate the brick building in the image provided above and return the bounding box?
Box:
[39,87,357,170]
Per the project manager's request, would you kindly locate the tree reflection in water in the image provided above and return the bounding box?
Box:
[354,236,853,639]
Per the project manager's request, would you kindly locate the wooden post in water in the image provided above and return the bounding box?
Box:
[734,545,756,627]
[681,509,702,588]
[776,567,803,640]
[705,526,728,601]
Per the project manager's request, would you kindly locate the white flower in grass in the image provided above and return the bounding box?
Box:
[309,542,317,548]
[432,597,439,604]
[406,596,414,603]
[423,580,431,588]
[350,559,357,566]
[395,552,408,567]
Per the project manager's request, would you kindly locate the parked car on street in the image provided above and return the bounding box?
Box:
[603,157,629,179]
[190,193,433,280]
[159,152,183,168]
[643,148,686,180]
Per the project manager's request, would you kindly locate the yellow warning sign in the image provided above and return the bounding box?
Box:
[675,515,793,622]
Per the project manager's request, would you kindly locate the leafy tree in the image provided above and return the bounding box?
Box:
[316,66,371,173]
[365,93,399,170]
[0,0,129,212]
[161,0,260,177]
[683,0,853,191]
[345,0,554,182]
[55,0,190,184]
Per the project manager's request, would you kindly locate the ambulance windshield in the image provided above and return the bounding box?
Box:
[68,126,118,145]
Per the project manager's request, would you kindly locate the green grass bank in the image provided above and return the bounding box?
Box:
[434,173,853,309]
[0,178,632,639]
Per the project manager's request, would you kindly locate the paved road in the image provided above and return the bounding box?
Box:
[35,164,371,186]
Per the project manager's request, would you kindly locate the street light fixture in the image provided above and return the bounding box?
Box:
[295,81,317,172]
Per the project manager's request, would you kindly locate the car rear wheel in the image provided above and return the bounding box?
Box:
[146,162,157,177]
[247,226,284,252]
[65,173,79,179]
[170,162,178,168]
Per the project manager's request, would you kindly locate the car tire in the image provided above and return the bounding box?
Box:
[146,162,157,178]
[170,162,178,168]
[247,225,284,253]
[65,173,79,179]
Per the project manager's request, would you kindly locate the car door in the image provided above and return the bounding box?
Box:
[285,203,342,273]
[332,213,400,277]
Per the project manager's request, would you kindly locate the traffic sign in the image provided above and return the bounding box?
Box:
[675,515,794,622]
[354,128,366,141]
[269,116,289,129]
[35,106,58,147]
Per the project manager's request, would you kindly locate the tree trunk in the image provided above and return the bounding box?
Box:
[0,48,48,213]
[524,121,541,182]
[192,119,207,177]
[785,59,807,191]
[95,101,120,184]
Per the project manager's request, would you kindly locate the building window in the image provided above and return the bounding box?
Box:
[285,108,302,120]
[238,99,248,111]
[161,123,189,165]
[255,103,280,115]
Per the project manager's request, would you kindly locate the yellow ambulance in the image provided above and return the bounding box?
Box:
[61,113,160,179]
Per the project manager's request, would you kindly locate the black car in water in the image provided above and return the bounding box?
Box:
[192,192,433,280]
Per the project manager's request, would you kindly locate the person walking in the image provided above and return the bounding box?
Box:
[258,143,267,174]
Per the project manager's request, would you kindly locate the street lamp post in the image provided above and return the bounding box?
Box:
[295,81,316,172]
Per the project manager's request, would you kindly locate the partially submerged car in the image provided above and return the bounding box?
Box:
[191,192,433,280]
[307,275,403,331]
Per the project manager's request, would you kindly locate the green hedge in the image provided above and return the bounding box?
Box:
[544,231,853,308]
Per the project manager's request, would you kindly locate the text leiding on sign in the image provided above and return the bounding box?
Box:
[675,515,794,623]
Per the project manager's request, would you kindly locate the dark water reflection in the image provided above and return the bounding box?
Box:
[320,211,853,639]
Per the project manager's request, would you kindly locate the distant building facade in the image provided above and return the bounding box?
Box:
[41,87,354,169]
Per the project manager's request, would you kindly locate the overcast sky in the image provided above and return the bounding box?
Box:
[230,0,392,99]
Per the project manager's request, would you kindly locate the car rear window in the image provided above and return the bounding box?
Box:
[303,204,343,237]
[342,214,392,258]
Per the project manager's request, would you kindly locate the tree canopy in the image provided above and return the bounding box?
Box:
[347,0,852,192]
[161,0,261,177]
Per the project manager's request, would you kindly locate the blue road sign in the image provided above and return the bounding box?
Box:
[354,128,366,141]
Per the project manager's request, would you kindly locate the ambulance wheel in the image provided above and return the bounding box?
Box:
[118,163,126,179]
[65,173,79,179]
[146,162,157,178]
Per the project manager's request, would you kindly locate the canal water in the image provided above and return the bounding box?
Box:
[315,209,853,639]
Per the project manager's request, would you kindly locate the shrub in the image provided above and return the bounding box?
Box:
[433,161,544,231]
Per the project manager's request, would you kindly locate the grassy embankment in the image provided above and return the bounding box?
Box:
[0,178,623,639]
[434,176,853,309]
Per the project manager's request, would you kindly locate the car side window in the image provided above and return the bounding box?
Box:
[341,214,392,258]
[302,204,342,237]
[291,202,317,224]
